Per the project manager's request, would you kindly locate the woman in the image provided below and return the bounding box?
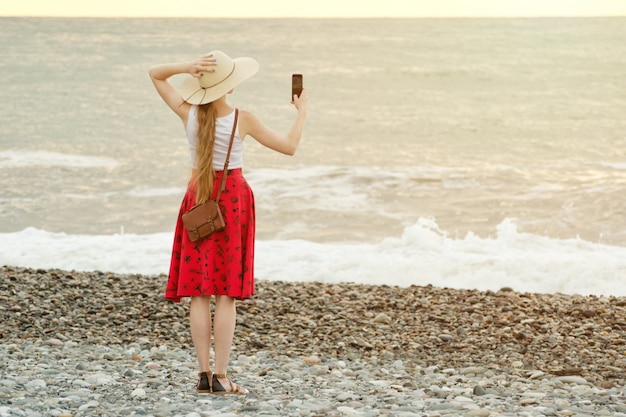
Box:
[149,50,307,394]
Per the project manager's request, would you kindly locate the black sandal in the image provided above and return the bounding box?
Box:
[210,373,247,395]
[196,371,211,394]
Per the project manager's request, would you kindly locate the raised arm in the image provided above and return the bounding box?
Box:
[148,54,218,120]
[239,89,308,156]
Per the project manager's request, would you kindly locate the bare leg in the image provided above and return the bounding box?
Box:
[213,295,236,374]
[190,296,213,372]
[213,295,246,392]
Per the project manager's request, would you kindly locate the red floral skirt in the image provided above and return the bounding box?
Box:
[165,169,255,302]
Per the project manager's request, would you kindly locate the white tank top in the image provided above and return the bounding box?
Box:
[186,106,243,170]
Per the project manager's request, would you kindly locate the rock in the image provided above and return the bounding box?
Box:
[78,401,100,411]
[336,406,357,415]
[26,379,47,389]
[85,374,113,385]
[466,410,491,417]
[72,379,91,388]
[462,367,487,375]
[552,368,583,376]
[373,313,392,324]
[302,355,320,365]
[131,388,146,398]
[519,398,536,405]
[555,376,590,386]
[44,338,64,346]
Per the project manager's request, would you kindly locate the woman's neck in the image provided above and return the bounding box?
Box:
[213,96,233,117]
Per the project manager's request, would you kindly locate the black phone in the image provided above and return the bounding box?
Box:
[292,74,303,100]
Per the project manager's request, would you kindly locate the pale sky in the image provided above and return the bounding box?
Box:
[2,0,626,18]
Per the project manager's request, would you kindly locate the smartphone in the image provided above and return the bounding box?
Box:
[292,74,303,100]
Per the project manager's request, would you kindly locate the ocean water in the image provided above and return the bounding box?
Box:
[1,17,625,296]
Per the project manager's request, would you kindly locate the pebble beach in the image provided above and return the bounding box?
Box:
[1,265,625,416]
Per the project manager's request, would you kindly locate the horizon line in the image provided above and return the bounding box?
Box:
[2,14,625,19]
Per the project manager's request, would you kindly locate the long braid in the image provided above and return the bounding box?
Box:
[194,102,217,204]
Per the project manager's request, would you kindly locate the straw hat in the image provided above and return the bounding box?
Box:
[180,50,259,105]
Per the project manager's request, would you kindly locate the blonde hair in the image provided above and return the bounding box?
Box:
[194,102,217,204]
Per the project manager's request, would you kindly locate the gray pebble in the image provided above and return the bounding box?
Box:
[473,385,487,396]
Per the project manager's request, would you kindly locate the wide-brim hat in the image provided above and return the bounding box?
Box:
[180,50,259,105]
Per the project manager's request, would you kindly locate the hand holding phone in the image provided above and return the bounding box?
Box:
[292,74,303,101]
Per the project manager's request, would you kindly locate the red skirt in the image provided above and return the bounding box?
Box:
[165,169,255,302]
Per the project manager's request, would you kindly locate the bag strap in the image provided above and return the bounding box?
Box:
[214,108,239,202]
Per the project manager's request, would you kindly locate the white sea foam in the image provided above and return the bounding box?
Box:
[599,162,626,170]
[1,219,624,297]
[247,167,372,212]
[0,150,121,168]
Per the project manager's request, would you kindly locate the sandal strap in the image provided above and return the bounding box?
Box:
[215,374,234,390]
[214,374,241,393]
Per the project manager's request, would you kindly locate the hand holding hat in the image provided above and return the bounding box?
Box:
[188,54,218,78]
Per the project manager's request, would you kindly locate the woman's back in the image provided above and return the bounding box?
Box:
[186,106,243,170]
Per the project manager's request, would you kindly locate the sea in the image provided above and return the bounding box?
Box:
[1,17,625,296]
